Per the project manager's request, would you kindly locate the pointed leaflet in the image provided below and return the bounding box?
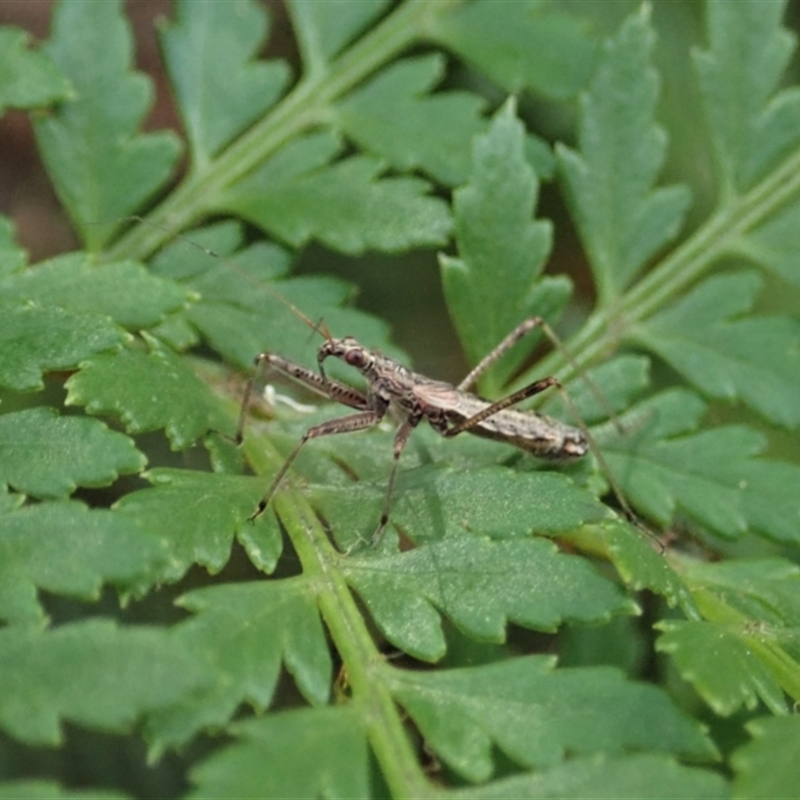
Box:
[736,198,800,290]
[731,716,800,800]
[0,781,129,800]
[313,465,609,553]
[0,303,126,392]
[286,0,390,77]
[33,0,181,250]
[188,708,369,800]
[66,337,230,450]
[341,536,634,662]
[114,469,280,580]
[0,27,72,113]
[575,521,697,617]
[335,55,488,187]
[657,621,787,717]
[0,408,145,499]
[455,754,728,800]
[0,253,191,329]
[218,131,451,254]
[427,0,596,98]
[146,220,402,372]
[441,100,568,392]
[0,620,211,745]
[557,7,690,302]
[632,271,800,428]
[598,389,800,544]
[656,556,800,713]
[695,0,800,196]
[159,0,289,168]
[0,500,166,626]
[387,657,714,783]
[147,581,331,753]
[0,214,26,279]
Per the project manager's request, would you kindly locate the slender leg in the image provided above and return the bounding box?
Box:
[445,377,560,437]
[372,417,420,543]
[249,407,386,521]
[457,318,545,391]
[236,352,368,444]
[457,317,623,434]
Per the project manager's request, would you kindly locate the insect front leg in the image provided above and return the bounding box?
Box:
[236,352,369,445]
[249,406,387,522]
[373,415,421,543]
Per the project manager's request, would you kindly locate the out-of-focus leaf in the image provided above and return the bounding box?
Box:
[0,253,192,329]
[0,27,72,113]
[441,100,567,392]
[65,337,230,450]
[33,0,181,249]
[0,407,145,499]
[286,0,390,76]
[0,619,211,745]
[387,657,714,782]
[731,715,800,799]
[599,389,800,544]
[219,132,452,254]
[453,754,728,799]
[736,197,800,289]
[148,221,402,372]
[633,271,800,428]
[0,215,27,279]
[660,556,800,711]
[573,521,697,618]
[558,7,690,301]
[657,620,787,716]
[0,781,129,800]
[341,536,635,662]
[0,499,165,626]
[147,581,331,753]
[187,708,369,800]
[695,0,800,195]
[0,302,126,392]
[428,0,596,98]
[159,0,289,167]
[542,354,651,425]
[336,55,487,186]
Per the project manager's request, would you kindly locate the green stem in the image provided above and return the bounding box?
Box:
[273,493,436,798]
[240,426,434,798]
[527,145,800,389]
[104,0,461,264]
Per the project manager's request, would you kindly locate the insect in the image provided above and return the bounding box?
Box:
[238,317,607,542]
[115,217,648,544]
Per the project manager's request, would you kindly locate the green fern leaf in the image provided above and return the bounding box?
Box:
[0,407,144,498]
[32,0,181,249]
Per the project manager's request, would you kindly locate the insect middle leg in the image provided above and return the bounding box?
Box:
[236,352,368,445]
[457,317,548,391]
[248,407,387,521]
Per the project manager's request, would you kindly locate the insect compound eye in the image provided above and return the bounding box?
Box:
[345,348,366,368]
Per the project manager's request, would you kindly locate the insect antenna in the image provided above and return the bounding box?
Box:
[552,384,665,553]
[99,215,332,342]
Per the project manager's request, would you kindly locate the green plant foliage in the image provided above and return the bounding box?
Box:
[730,715,800,799]
[32,0,182,250]
[0,408,145,498]
[1,0,799,797]
[0,27,72,114]
[557,7,691,302]
[387,657,715,781]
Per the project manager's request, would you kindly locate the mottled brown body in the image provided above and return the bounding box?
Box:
[240,319,588,539]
